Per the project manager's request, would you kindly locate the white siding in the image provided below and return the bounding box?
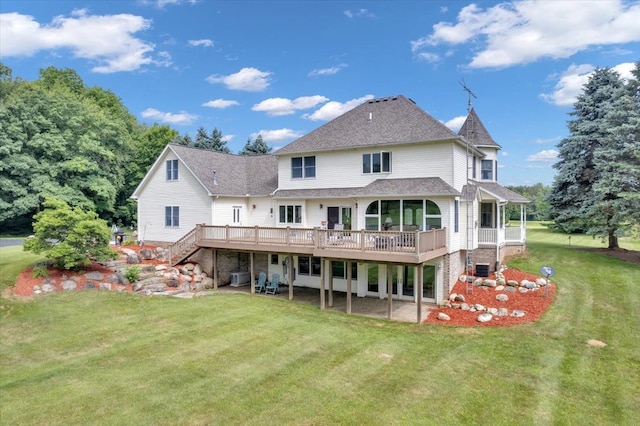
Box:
[136,152,211,243]
[278,142,456,190]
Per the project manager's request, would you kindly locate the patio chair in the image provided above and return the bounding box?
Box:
[265,273,280,295]
[255,271,267,294]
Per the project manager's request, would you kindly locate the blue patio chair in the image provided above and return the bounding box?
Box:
[265,273,280,295]
[255,271,267,294]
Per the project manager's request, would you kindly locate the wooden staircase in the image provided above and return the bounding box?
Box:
[168,226,200,266]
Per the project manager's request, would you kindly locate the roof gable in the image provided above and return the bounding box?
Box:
[132,144,278,198]
[276,95,460,155]
[458,108,501,149]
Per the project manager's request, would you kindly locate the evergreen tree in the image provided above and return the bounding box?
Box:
[209,127,231,153]
[548,65,640,248]
[239,134,271,155]
[171,133,193,146]
[193,126,211,149]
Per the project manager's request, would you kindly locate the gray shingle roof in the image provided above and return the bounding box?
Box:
[275,95,460,156]
[462,181,530,203]
[458,108,501,148]
[170,144,278,196]
[273,178,459,199]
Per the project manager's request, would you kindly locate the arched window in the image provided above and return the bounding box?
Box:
[425,200,441,230]
[365,201,379,230]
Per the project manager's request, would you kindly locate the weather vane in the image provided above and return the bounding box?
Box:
[459,78,477,112]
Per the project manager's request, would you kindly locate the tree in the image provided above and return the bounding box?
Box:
[193,126,211,149]
[239,134,271,155]
[548,65,640,248]
[209,127,231,153]
[0,65,139,232]
[23,198,118,270]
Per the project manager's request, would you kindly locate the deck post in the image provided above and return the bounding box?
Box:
[320,258,326,310]
[416,264,423,324]
[346,260,352,315]
[387,265,393,320]
[288,255,294,301]
[250,252,255,294]
[328,260,334,307]
[213,249,218,290]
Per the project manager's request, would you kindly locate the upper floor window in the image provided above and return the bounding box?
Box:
[292,156,316,179]
[279,205,302,224]
[165,206,179,227]
[166,159,178,181]
[363,151,391,174]
[481,159,493,180]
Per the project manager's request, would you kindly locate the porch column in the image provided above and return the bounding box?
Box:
[320,258,326,310]
[416,264,423,324]
[250,252,255,294]
[288,255,294,301]
[496,202,502,245]
[328,260,334,308]
[346,260,352,315]
[213,249,218,290]
[387,264,393,320]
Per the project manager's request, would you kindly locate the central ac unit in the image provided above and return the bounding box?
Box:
[230,271,251,286]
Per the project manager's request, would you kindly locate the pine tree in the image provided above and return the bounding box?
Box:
[239,134,271,155]
[209,127,231,153]
[548,65,640,248]
[193,126,211,149]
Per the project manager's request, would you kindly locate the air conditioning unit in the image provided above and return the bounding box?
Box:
[230,271,251,287]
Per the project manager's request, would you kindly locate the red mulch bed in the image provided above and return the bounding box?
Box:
[9,246,555,327]
[10,245,164,298]
[424,268,556,327]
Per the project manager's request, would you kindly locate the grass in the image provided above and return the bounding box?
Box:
[1,226,639,425]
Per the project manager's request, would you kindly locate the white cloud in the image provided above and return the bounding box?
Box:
[309,64,347,77]
[540,64,595,106]
[541,61,636,106]
[532,136,563,145]
[250,128,303,143]
[202,99,239,109]
[0,11,160,73]
[222,134,234,142]
[344,9,376,19]
[206,67,272,92]
[140,108,197,125]
[501,151,509,157]
[188,39,214,47]
[444,115,466,132]
[304,95,375,121]
[526,149,559,162]
[412,0,640,68]
[252,96,329,116]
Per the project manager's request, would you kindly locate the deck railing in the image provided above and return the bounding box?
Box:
[478,226,526,245]
[197,225,447,256]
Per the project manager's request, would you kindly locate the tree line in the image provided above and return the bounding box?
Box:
[0,63,271,234]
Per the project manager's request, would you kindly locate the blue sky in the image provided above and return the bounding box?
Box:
[1,0,639,186]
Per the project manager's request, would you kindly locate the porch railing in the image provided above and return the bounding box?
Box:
[197,225,447,256]
[478,226,526,245]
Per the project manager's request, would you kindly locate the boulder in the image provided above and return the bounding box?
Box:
[507,280,519,287]
[474,304,486,311]
[477,313,493,323]
[496,294,509,302]
[84,271,104,280]
[42,283,56,293]
[202,277,214,289]
[482,279,497,287]
[139,248,157,260]
[511,310,526,318]
[127,253,141,264]
[437,312,451,321]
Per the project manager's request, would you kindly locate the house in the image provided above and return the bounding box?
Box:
[131,95,529,323]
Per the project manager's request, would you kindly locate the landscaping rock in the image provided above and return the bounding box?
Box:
[511,310,526,318]
[482,279,497,287]
[460,303,470,311]
[100,282,111,290]
[437,312,451,321]
[61,280,77,291]
[497,308,509,316]
[42,283,56,293]
[84,271,104,280]
[507,280,519,287]
[474,304,486,311]
[477,313,493,322]
[496,294,509,302]
[504,286,517,293]
[127,253,141,264]
[202,277,214,289]
[495,285,504,291]
[83,282,96,290]
[139,248,157,260]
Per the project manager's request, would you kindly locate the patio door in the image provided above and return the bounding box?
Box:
[327,206,352,230]
[232,206,242,225]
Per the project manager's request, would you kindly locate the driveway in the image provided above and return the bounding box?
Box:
[0,239,24,247]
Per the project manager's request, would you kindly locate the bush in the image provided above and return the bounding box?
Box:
[31,265,49,278]
[125,266,141,283]
[23,198,118,270]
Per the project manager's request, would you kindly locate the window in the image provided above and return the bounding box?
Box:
[165,206,179,227]
[311,257,321,276]
[472,156,477,179]
[331,261,358,279]
[481,159,493,180]
[232,206,242,225]
[362,151,391,174]
[454,200,459,233]
[166,159,178,181]
[299,256,321,276]
[271,254,279,265]
[279,205,302,224]
[298,256,309,275]
[481,203,494,228]
[292,156,316,179]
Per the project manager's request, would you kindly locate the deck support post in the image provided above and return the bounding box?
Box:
[250,252,255,294]
[320,258,326,310]
[288,255,294,301]
[346,260,352,315]
[328,259,334,307]
[416,264,423,324]
[387,264,393,320]
[213,250,218,290]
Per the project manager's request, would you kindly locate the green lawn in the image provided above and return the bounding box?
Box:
[1,227,639,425]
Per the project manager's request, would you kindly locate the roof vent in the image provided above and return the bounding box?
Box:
[213,170,218,186]
[368,112,372,121]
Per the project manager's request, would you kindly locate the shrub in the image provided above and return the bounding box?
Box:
[23,198,118,270]
[31,265,49,278]
[125,266,141,283]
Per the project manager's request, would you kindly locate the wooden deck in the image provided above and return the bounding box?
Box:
[171,225,448,265]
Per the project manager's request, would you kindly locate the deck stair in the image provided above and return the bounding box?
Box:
[169,227,199,266]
